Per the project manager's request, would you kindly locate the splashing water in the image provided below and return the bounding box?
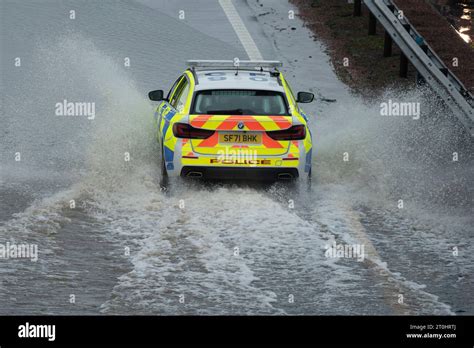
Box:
[0,29,472,315]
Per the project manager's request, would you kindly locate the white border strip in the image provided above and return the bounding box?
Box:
[218,0,263,60]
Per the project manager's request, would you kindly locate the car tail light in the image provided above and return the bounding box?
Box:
[173,123,214,139]
[267,125,306,140]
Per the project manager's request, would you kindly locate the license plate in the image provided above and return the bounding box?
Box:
[219,132,262,144]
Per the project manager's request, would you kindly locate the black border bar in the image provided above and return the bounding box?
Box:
[0,315,472,346]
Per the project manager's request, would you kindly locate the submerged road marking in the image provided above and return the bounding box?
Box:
[340,203,410,315]
[218,0,263,60]
[340,202,453,315]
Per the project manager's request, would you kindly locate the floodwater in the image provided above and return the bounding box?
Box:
[0,0,473,315]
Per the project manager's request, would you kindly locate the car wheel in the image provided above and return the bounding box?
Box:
[305,167,312,189]
[159,144,169,191]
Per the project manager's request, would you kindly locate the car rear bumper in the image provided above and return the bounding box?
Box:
[180,166,299,180]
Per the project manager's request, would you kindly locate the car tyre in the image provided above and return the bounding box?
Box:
[159,144,169,191]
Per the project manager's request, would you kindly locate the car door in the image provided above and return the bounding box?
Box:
[156,75,185,144]
[168,75,191,112]
[159,75,191,144]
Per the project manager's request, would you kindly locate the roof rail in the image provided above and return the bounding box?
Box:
[186,60,282,70]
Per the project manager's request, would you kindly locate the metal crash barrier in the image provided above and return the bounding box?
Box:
[363,0,474,136]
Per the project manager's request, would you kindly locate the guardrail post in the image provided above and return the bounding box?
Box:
[369,12,377,35]
[383,31,393,57]
[354,0,362,17]
[400,52,408,77]
[416,72,426,85]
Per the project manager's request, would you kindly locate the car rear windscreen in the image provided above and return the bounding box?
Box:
[192,90,289,115]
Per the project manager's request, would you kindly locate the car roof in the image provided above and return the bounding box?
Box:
[192,69,285,92]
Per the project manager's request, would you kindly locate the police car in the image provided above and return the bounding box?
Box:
[148,60,314,181]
